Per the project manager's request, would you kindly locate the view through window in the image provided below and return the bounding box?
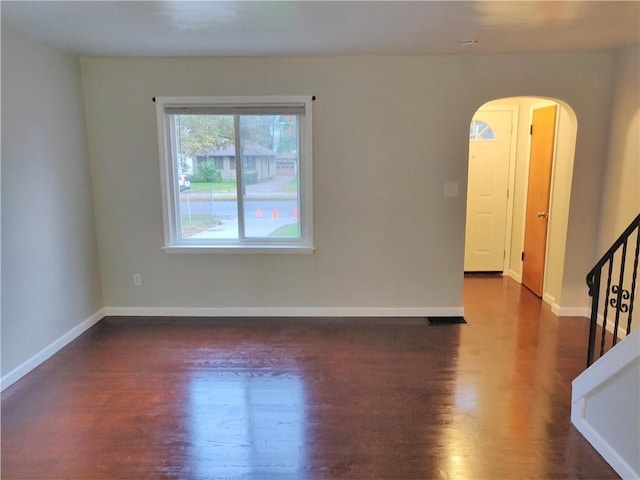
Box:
[156,97,313,251]
[175,114,300,240]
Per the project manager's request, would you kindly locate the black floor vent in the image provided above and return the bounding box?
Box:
[426,316,467,325]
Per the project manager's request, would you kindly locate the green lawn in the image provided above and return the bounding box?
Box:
[280,179,298,192]
[269,222,299,238]
[190,181,237,192]
[189,179,297,193]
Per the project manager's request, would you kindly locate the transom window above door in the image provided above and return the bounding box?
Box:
[469,120,496,141]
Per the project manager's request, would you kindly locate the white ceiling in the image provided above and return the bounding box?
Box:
[2,1,639,57]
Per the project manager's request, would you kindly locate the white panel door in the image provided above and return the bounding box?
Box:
[464,109,514,272]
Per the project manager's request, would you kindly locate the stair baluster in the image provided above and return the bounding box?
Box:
[585,213,640,367]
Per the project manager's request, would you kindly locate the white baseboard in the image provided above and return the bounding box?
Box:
[553,306,628,338]
[506,269,522,283]
[104,306,465,318]
[1,309,105,391]
[552,305,590,317]
[543,293,556,307]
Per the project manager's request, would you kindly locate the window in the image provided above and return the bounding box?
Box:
[243,157,257,171]
[156,96,313,253]
[469,120,495,141]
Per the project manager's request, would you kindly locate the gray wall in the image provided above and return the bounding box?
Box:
[1,28,103,378]
[80,52,614,312]
[598,46,640,250]
[596,46,640,330]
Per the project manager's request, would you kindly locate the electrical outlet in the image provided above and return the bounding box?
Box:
[133,273,142,286]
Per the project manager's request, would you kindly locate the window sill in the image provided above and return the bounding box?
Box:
[162,245,315,254]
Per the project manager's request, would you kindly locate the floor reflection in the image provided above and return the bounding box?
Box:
[1,288,618,479]
[440,275,559,479]
[188,370,306,479]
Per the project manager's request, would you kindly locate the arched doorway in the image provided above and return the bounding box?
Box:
[464,97,578,308]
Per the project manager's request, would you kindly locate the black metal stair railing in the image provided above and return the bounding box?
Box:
[585,213,640,367]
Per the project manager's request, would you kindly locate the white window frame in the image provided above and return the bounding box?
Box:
[155,96,314,253]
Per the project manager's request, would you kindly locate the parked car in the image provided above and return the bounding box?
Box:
[178,174,191,192]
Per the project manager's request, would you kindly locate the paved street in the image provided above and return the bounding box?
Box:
[180,198,298,220]
[179,178,299,238]
[180,198,299,238]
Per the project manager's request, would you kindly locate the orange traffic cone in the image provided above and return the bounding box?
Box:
[293,207,299,220]
[256,208,262,219]
[272,208,279,219]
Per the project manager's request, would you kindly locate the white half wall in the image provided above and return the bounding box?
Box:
[1,28,103,380]
[80,52,615,313]
[572,329,640,479]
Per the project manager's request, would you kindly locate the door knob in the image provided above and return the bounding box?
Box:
[537,211,549,219]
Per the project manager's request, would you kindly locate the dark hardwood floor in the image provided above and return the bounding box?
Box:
[1,276,618,479]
